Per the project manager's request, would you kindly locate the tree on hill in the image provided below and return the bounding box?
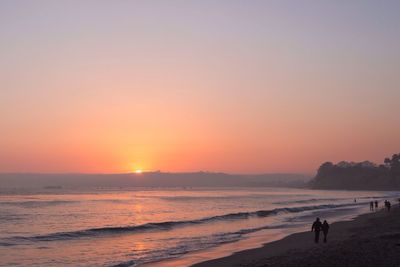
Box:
[310,153,400,190]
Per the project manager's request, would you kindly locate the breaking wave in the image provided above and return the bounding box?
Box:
[4,202,360,244]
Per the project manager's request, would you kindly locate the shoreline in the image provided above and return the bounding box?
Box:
[143,204,374,267]
[191,206,400,267]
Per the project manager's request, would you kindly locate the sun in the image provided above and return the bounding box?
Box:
[135,169,143,174]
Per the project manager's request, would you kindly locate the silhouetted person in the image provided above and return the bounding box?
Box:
[354,198,357,203]
[387,201,391,211]
[311,217,322,243]
[374,200,378,209]
[322,220,329,243]
[370,201,374,211]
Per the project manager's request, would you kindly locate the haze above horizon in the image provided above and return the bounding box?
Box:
[1,1,399,174]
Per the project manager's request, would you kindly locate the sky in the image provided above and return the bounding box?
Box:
[0,1,399,174]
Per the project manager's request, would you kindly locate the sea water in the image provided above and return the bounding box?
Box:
[0,187,398,266]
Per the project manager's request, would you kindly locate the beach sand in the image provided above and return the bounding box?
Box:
[192,206,400,267]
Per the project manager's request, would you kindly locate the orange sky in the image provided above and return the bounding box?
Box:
[1,1,399,174]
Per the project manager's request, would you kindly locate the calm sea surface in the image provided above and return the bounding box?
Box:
[0,187,398,266]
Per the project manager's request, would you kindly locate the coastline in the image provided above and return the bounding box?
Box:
[191,206,400,267]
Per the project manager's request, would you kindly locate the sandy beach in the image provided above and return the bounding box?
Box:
[192,206,400,267]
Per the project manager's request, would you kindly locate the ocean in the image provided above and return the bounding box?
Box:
[0,187,398,266]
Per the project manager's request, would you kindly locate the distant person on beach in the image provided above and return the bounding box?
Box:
[311,217,322,243]
[384,200,391,211]
[374,200,378,209]
[354,198,357,203]
[386,201,391,211]
[370,201,374,211]
[322,220,329,243]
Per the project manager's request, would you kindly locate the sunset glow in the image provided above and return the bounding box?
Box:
[0,1,399,174]
[1,2,400,266]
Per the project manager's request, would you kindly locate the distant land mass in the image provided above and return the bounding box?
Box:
[310,153,400,190]
[0,172,310,189]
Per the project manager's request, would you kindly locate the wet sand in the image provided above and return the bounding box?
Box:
[192,206,400,267]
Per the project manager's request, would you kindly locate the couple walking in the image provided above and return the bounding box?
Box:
[311,218,329,243]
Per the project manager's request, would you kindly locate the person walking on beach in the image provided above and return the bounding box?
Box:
[311,217,322,243]
[370,201,374,211]
[322,220,329,243]
[374,200,378,209]
[386,201,391,211]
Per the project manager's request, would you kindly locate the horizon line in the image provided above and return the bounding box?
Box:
[0,171,314,176]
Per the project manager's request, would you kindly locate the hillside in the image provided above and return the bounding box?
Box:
[0,172,310,189]
[310,153,400,190]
